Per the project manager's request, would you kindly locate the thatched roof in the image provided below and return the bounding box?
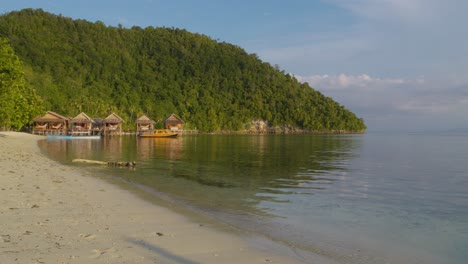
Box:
[136,114,155,125]
[33,111,70,123]
[92,118,104,125]
[104,113,124,124]
[71,112,94,124]
[164,113,184,125]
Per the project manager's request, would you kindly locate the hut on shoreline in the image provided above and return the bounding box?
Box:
[103,113,124,135]
[32,111,70,135]
[70,112,95,136]
[92,118,104,135]
[164,113,184,131]
[136,114,155,133]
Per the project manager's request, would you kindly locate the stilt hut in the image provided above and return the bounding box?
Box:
[32,111,70,135]
[164,113,185,131]
[70,112,94,136]
[136,114,155,133]
[103,113,124,135]
[92,118,104,135]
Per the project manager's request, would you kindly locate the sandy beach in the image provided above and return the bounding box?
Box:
[0,132,312,264]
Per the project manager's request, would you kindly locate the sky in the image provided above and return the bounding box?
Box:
[1,0,467,132]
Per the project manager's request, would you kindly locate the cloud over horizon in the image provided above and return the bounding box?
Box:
[295,73,468,131]
[253,0,468,132]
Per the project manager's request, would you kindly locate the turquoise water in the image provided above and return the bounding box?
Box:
[39,133,468,263]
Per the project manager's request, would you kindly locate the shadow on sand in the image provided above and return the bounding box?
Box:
[126,237,200,264]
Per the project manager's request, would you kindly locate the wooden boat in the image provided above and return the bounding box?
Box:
[138,129,178,138]
[46,134,101,140]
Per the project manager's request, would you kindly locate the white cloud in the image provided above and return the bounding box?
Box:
[255,0,468,132]
[297,74,406,90]
[294,73,468,131]
[252,1,468,131]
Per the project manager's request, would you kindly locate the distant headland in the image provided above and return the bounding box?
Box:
[0,9,366,133]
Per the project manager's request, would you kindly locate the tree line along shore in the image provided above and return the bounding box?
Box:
[0,9,366,134]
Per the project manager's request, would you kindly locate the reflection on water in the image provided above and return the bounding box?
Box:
[39,134,358,218]
[39,134,362,260]
[41,137,103,161]
[141,135,358,215]
[137,137,183,161]
[38,133,468,264]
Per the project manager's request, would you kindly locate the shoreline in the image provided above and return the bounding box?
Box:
[0,132,317,263]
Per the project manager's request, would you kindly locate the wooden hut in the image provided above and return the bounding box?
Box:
[70,112,94,136]
[32,111,70,135]
[103,113,124,135]
[164,113,185,131]
[136,114,155,133]
[92,118,104,135]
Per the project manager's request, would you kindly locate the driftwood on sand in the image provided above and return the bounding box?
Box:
[72,158,136,168]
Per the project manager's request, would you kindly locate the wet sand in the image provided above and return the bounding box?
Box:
[0,132,311,263]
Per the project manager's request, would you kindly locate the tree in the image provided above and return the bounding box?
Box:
[0,37,43,130]
[0,9,366,132]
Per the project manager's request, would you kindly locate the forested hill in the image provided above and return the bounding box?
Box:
[0,9,366,132]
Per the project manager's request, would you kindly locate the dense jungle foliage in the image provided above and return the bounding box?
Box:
[0,9,365,132]
[0,37,43,130]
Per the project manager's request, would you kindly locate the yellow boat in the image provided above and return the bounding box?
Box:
[138,129,178,138]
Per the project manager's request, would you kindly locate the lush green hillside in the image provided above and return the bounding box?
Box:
[0,8,365,132]
[0,37,43,130]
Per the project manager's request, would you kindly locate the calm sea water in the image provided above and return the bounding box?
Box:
[39,133,468,263]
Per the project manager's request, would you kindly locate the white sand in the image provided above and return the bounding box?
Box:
[0,132,309,263]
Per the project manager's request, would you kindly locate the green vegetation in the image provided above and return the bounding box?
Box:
[0,9,365,132]
[0,37,43,130]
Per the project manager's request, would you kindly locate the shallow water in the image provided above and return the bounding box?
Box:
[39,133,468,263]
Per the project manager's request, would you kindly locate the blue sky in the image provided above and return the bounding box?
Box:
[1,0,467,132]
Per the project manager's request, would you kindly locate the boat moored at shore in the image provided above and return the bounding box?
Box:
[137,129,178,138]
